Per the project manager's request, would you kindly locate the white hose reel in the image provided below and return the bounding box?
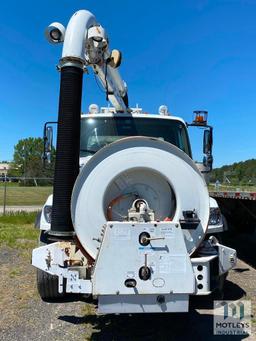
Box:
[71,137,209,260]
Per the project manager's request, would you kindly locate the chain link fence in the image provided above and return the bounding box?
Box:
[0,177,53,215]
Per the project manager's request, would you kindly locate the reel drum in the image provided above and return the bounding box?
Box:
[71,137,209,259]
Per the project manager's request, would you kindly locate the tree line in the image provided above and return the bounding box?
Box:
[7,137,54,185]
[4,137,255,187]
[210,159,256,185]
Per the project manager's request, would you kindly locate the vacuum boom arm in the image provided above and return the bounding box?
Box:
[46,9,129,111]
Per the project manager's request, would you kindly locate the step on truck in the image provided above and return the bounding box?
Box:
[32,9,236,314]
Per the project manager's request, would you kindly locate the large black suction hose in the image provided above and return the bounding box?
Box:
[49,64,83,238]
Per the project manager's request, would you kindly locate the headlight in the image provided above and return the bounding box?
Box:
[43,205,52,224]
[209,207,222,225]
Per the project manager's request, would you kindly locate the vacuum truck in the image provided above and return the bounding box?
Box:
[32,9,236,314]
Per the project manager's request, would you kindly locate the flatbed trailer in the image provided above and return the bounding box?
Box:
[210,191,256,233]
[210,191,256,200]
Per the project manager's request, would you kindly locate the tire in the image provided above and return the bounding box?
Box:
[37,269,66,302]
[34,211,42,229]
[36,231,67,302]
[212,273,228,300]
[219,272,228,293]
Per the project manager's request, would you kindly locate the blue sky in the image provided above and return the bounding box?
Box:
[0,0,255,167]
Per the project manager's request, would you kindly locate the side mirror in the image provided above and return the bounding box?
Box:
[187,112,213,175]
[203,129,212,155]
[43,122,57,167]
[203,154,213,170]
[203,128,213,172]
[45,126,53,153]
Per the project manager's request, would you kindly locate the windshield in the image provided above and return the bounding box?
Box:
[80,116,191,157]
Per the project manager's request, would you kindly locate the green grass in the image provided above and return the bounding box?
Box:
[0,182,18,187]
[0,212,38,249]
[0,186,52,206]
[0,211,38,224]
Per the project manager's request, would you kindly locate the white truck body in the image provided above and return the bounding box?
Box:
[32,9,236,314]
[33,110,236,313]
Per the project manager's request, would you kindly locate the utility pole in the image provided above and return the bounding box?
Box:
[22,143,26,185]
[3,175,7,215]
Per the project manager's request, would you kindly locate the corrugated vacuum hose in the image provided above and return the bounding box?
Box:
[50,66,83,238]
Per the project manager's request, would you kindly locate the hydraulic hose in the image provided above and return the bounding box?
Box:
[49,65,83,238]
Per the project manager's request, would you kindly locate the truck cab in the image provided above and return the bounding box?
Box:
[80,106,191,164]
[40,106,223,242]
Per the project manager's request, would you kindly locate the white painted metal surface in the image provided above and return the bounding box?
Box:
[81,112,187,125]
[62,10,97,61]
[98,294,189,313]
[32,242,92,294]
[192,255,216,295]
[72,137,210,259]
[92,222,195,296]
[217,243,237,275]
[31,237,236,299]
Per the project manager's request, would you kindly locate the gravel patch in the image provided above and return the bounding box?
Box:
[0,247,255,340]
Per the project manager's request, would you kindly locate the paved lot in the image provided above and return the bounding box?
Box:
[0,245,255,341]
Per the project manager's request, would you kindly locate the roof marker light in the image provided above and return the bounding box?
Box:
[88,104,99,114]
[132,104,143,114]
[159,105,169,116]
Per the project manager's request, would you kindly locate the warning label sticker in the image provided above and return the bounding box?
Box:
[158,255,186,273]
[113,226,131,240]
[159,226,174,239]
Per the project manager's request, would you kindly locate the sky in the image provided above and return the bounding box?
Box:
[0,0,256,167]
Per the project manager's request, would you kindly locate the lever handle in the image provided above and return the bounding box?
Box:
[143,236,165,242]
[139,232,165,246]
[139,254,151,281]
[144,253,147,268]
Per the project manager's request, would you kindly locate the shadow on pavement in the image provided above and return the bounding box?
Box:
[59,280,248,341]
[59,310,249,341]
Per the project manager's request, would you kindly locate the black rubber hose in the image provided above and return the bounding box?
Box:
[49,66,83,237]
